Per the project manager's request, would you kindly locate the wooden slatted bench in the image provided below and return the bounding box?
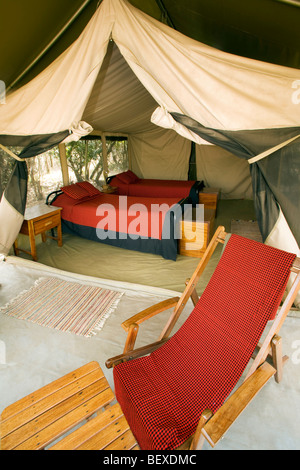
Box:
[0,361,138,450]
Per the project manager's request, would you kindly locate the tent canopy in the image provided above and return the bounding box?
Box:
[1,0,299,142]
[1,0,300,92]
[0,0,299,275]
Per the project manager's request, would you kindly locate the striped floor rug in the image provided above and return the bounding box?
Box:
[1,277,123,337]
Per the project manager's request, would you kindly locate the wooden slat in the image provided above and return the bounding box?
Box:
[1,361,100,422]
[104,430,139,450]
[15,389,115,450]
[76,415,132,450]
[1,361,137,451]
[1,367,106,438]
[2,377,110,450]
[201,362,276,447]
[49,403,124,450]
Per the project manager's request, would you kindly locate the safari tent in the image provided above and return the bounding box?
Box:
[0,0,300,450]
[0,0,299,258]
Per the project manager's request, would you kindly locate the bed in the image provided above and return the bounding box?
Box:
[107,171,204,206]
[47,182,189,261]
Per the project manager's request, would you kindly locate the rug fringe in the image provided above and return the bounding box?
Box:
[1,277,124,337]
[0,277,46,312]
[87,292,124,337]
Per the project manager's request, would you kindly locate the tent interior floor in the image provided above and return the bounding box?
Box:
[9,199,257,294]
[1,199,300,450]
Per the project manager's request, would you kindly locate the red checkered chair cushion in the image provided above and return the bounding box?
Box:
[113,235,295,450]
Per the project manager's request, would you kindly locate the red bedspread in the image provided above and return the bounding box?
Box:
[110,178,196,198]
[52,192,183,240]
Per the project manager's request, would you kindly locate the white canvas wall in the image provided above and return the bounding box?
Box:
[196,145,253,199]
[129,128,191,180]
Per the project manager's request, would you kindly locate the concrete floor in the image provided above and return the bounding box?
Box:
[0,254,299,450]
[1,200,299,450]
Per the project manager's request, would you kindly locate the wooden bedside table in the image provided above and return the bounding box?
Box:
[198,187,220,212]
[100,185,118,194]
[14,204,63,261]
[179,207,215,258]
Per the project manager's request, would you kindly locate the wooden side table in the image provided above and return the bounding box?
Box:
[198,187,220,212]
[101,185,118,194]
[179,207,215,258]
[14,204,63,261]
[0,361,138,450]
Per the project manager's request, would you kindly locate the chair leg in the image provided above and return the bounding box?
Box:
[252,335,288,384]
[271,335,288,384]
[189,409,213,450]
[185,278,199,307]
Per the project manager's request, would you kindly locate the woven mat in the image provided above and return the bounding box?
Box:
[231,219,263,243]
[1,277,123,337]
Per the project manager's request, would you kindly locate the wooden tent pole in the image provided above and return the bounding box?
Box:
[101,133,109,189]
[58,143,69,186]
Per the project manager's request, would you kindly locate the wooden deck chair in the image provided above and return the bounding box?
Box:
[106,226,300,450]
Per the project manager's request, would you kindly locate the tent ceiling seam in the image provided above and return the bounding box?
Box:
[154,0,176,28]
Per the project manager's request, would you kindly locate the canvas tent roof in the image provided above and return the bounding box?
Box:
[1,0,300,92]
[0,0,299,290]
[1,0,299,140]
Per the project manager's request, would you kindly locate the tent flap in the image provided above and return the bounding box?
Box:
[0,161,27,255]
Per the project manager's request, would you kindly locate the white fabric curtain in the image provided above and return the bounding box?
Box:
[0,195,24,255]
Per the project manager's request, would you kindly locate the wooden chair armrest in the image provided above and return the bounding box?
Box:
[105,297,180,368]
[201,362,276,448]
[121,297,180,331]
[105,339,169,369]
